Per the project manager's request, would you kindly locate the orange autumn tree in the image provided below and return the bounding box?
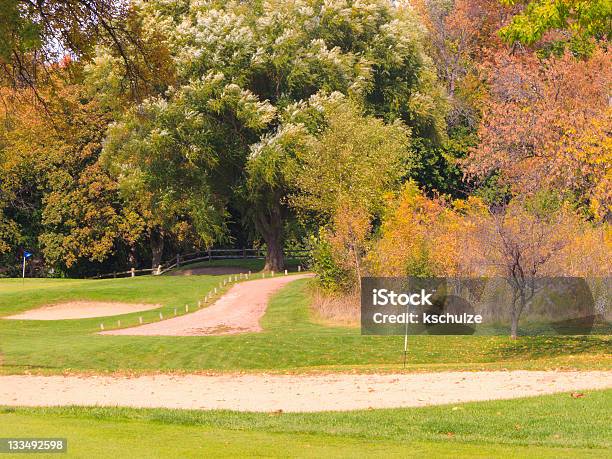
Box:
[368,182,608,336]
[464,48,611,219]
[411,0,511,126]
[367,182,487,277]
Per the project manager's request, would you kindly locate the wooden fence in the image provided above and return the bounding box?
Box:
[89,248,310,279]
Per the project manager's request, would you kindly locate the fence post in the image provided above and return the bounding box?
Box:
[243,248,246,259]
[157,264,162,275]
[130,268,135,277]
[208,248,212,261]
[176,254,180,267]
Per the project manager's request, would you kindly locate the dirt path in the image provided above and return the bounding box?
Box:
[101,274,313,336]
[0,371,609,412]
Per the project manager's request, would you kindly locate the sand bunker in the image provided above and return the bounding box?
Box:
[0,370,610,412]
[5,301,162,320]
[101,273,313,336]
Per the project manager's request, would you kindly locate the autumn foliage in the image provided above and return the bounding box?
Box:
[0,0,609,297]
[464,48,611,219]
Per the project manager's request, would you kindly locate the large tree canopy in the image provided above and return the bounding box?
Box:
[102,0,448,270]
[0,0,609,286]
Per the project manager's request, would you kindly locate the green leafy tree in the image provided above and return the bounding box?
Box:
[499,0,612,55]
[104,0,447,271]
[102,73,276,267]
[289,98,411,222]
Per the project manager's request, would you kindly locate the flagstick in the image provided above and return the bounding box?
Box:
[22,256,26,284]
[403,333,408,369]
[403,304,409,369]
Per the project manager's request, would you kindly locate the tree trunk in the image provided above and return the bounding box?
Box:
[510,290,526,339]
[510,289,519,339]
[264,232,285,272]
[510,315,519,340]
[150,228,164,271]
[255,200,285,272]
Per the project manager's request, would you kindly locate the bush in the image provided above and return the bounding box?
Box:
[310,234,353,293]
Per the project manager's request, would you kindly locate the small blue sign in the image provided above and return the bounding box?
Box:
[24,251,33,258]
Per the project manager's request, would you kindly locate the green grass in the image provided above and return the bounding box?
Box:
[0,276,223,316]
[0,277,610,374]
[1,391,610,457]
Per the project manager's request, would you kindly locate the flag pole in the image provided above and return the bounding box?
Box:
[403,303,409,369]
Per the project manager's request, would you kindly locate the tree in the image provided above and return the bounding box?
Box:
[102,73,276,268]
[472,198,581,338]
[0,73,144,275]
[499,0,612,55]
[324,203,371,294]
[246,96,410,273]
[103,0,447,271]
[369,183,605,337]
[411,0,509,126]
[0,0,149,93]
[407,0,513,199]
[368,181,487,278]
[243,121,311,272]
[464,48,611,219]
[290,99,411,224]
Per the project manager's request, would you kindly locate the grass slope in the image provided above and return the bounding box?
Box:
[0,277,610,374]
[1,390,610,457]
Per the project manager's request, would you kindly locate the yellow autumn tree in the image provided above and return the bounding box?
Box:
[367,182,488,277]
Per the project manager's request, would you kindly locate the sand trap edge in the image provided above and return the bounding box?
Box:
[3,301,163,320]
